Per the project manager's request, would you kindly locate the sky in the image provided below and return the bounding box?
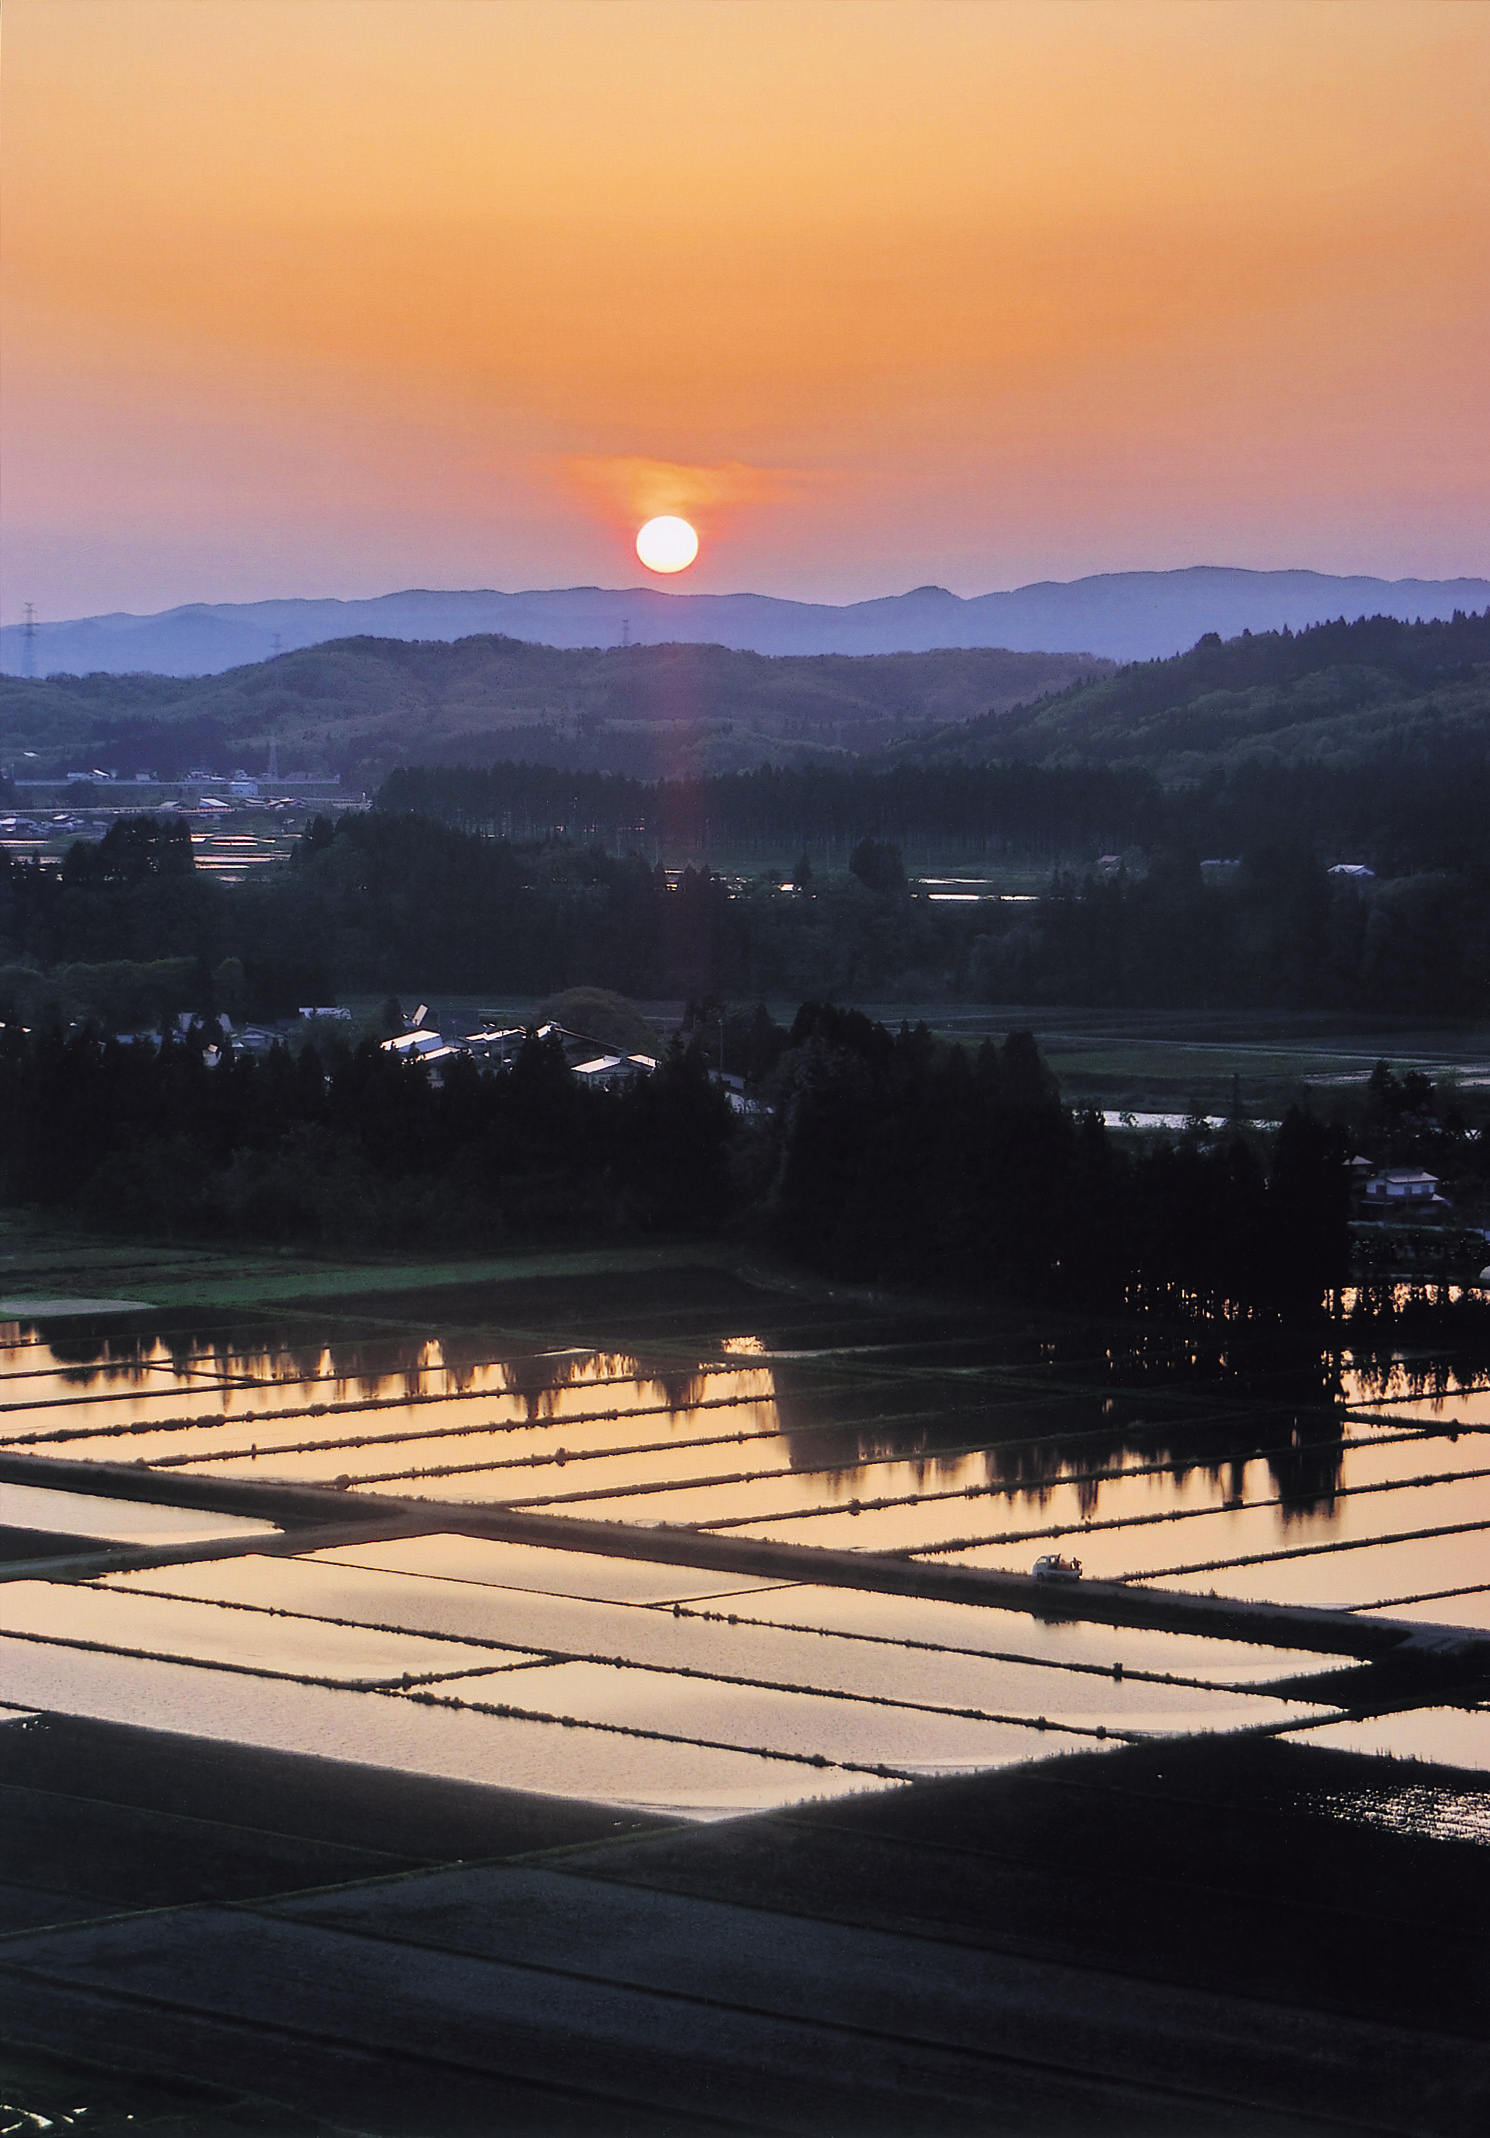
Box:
[2,0,1487,625]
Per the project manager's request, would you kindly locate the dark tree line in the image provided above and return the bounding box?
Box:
[969,849,1490,1014]
[1,818,217,969]
[0,1005,1351,1314]
[0,819,323,1021]
[377,760,1156,860]
[0,812,953,1005]
[377,747,1490,875]
[6,808,1490,1015]
[760,1005,1348,1308]
[0,1022,735,1244]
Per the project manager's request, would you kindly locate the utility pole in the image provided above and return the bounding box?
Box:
[21,603,37,681]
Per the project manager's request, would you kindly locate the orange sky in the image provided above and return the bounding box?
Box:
[3,0,1487,622]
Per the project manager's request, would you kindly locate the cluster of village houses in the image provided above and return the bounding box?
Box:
[139,1009,654,1087]
[116,1005,771,1109]
[376,1011,782,1110]
[379,1016,659,1089]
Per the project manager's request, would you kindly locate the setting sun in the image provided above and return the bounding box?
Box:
[636,516,699,574]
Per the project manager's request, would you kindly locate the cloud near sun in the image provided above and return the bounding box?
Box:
[560,457,813,540]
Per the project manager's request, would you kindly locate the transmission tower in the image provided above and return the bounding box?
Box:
[621,617,630,649]
[21,603,38,680]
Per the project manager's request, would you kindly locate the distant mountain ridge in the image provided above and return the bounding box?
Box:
[4,566,1486,677]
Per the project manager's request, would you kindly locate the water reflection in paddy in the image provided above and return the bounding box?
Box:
[7,1297,1490,1800]
[87,1544,1339,1732]
[4,1578,534,1685]
[7,1318,1490,1618]
[0,1480,277,1546]
[768,1454,1490,1566]
[421,1658,1093,1775]
[0,1341,769,1441]
[1118,1522,1490,1614]
[1284,1708,1490,1774]
[0,1639,853,1816]
[0,1529,1334,1813]
[16,1374,786,1482]
[1349,1389,1490,1430]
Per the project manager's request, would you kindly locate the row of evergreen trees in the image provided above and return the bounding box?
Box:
[0,1006,1349,1313]
[8,809,1490,1015]
[378,741,1490,878]
[971,851,1490,1013]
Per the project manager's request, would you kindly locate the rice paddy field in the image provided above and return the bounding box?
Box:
[894,1007,1490,1124]
[3,1234,1488,1820]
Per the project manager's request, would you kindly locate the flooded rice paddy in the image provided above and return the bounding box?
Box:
[3,1275,1488,1813]
[0,1480,278,1547]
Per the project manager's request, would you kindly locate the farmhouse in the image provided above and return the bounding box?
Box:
[1364,1167,1443,1206]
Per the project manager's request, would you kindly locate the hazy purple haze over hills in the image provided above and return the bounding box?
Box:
[3,567,1487,679]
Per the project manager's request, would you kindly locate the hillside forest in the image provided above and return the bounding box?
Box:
[0,609,1485,1016]
[0,640,1107,791]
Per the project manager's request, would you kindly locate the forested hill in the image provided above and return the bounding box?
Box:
[5,610,1485,794]
[895,609,1490,774]
[0,637,1106,789]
